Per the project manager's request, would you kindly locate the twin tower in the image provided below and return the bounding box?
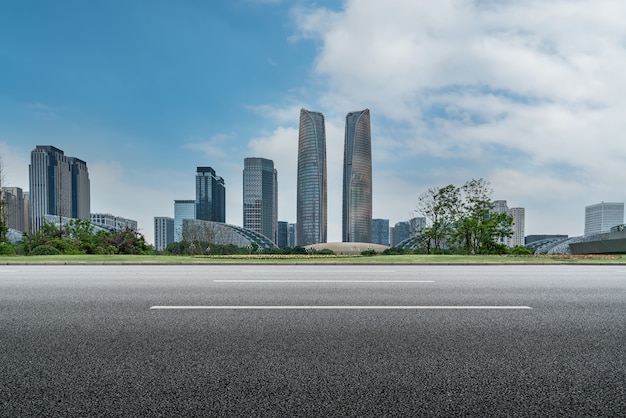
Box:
[297,108,372,246]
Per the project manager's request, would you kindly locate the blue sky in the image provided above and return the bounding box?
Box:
[2,0,626,244]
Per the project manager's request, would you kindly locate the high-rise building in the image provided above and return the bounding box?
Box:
[154,217,175,251]
[29,146,90,232]
[288,223,296,247]
[243,157,278,244]
[508,207,525,247]
[277,221,289,248]
[493,200,525,247]
[174,199,196,242]
[584,202,624,236]
[2,187,26,232]
[372,218,389,246]
[196,167,225,223]
[296,109,327,246]
[343,109,372,243]
[392,221,411,246]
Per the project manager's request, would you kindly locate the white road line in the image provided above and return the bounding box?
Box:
[150,305,533,310]
[214,280,434,283]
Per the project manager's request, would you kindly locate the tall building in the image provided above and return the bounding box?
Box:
[392,221,411,246]
[196,167,225,223]
[174,199,196,242]
[2,187,26,232]
[493,200,525,247]
[154,217,174,251]
[277,221,289,248]
[584,202,624,236]
[296,109,327,246]
[29,146,90,232]
[508,207,525,247]
[372,218,389,246]
[343,109,372,243]
[288,223,296,247]
[243,157,278,244]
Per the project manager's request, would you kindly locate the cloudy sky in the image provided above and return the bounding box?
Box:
[2,0,625,244]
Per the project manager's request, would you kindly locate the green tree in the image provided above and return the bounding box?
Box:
[416,184,461,254]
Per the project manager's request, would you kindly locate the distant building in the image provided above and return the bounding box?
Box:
[174,199,196,242]
[29,145,90,232]
[2,187,26,232]
[525,235,568,245]
[392,221,410,247]
[508,207,525,247]
[372,218,389,246]
[288,223,296,247]
[154,217,175,251]
[297,109,327,245]
[183,219,278,249]
[343,109,372,243]
[90,213,138,232]
[584,202,624,236]
[196,167,225,223]
[243,157,278,244]
[493,200,525,247]
[277,221,289,248]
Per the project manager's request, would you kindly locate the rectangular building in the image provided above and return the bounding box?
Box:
[584,202,624,236]
[154,217,175,251]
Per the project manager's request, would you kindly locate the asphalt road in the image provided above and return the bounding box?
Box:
[1,265,624,417]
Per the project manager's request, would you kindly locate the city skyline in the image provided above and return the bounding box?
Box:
[3,1,626,244]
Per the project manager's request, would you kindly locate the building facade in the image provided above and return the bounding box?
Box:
[174,199,196,242]
[29,145,90,232]
[2,187,26,232]
[154,217,175,251]
[296,109,327,246]
[277,221,289,248]
[584,202,624,236]
[343,109,372,243]
[196,167,225,223]
[90,213,138,232]
[508,207,525,247]
[371,218,389,246]
[243,157,278,244]
[392,221,411,247]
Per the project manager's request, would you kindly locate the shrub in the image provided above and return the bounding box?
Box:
[0,242,16,255]
[315,248,335,255]
[30,245,62,256]
[361,249,378,256]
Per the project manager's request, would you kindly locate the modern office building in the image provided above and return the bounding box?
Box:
[392,221,411,247]
[2,187,26,232]
[174,199,196,242]
[90,213,138,232]
[508,207,525,247]
[277,221,289,248]
[296,109,327,246]
[584,202,624,236]
[343,109,372,243]
[196,167,225,223]
[372,218,389,246]
[492,200,525,247]
[288,223,296,247]
[154,217,175,251]
[29,146,90,232]
[243,157,278,244]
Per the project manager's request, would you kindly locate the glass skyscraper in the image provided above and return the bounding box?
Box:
[195,167,225,223]
[243,157,278,244]
[29,145,90,232]
[296,109,327,246]
[174,199,195,242]
[343,109,372,243]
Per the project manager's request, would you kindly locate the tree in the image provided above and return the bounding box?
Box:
[416,179,514,255]
[416,184,460,254]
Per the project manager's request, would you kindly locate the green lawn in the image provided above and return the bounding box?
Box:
[1,253,624,264]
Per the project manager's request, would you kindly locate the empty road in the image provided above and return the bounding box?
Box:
[1,264,624,416]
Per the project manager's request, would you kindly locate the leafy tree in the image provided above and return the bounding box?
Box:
[416,179,514,255]
[416,184,460,254]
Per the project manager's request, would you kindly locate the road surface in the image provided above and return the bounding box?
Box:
[1,265,624,416]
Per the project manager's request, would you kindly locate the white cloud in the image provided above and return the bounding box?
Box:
[291,0,626,236]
